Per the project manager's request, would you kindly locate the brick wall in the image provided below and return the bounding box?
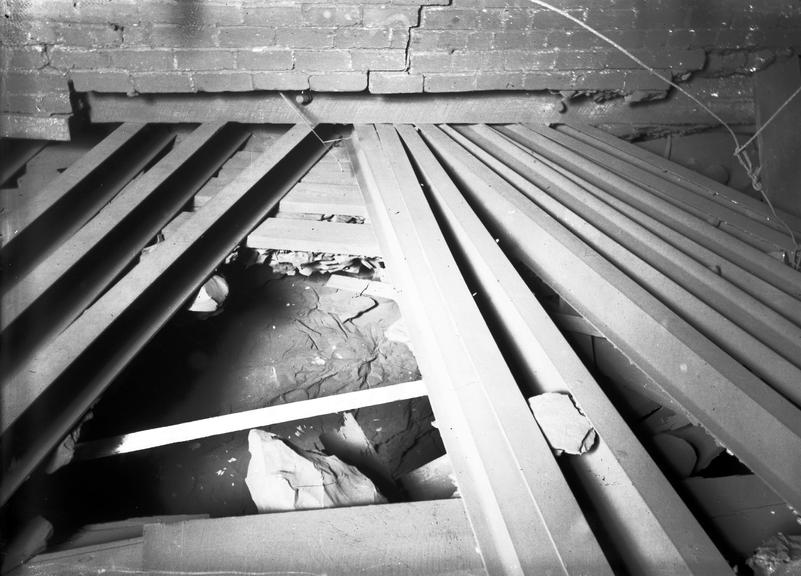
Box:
[2,0,800,119]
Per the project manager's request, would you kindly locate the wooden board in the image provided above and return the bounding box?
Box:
[247,217,381,256]
[17,538,143,576]
[86,89,754,126]
[0,113,71,141]
[352,125,613,576]
[0,124,328,506]
[412,124,730,575]
[75,380,426,459]
[557,122,801,236]
[755,56,801,217]
[417,123,801,515]
[144,500,485,575]
[280,182,367,217]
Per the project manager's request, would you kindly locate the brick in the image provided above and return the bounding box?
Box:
[362,6,419,28]
[132,72,194,92]
[274,28,335,49]
[554,49,613,70]
[475,71,524,90]
[410,29,467,50]
[52,22,123,47]
[451,50,504,71]
[605,48,706,72]
[583,8,638,29]
[503,50,558,70]
[529,9,588,30]
[309,71,367,91]
[2,91,72,114]
[624,69,673,91]
[73,0,140,24]
[252,71,310,90]
[149,24,217,48]
[421,8,480,29]
[409,51,451,73]
[574,69,628,90]
[465,31,493,50]
[2,72,68,94]
[2,46,49,70]
[49,47,112,70]
[243,6,303,27]
[70,70,133,92]
[492,31,547,50]
[236,49,293,71]
[218,26,277,48]
[8,0,76,21]
[424,73,477,92]
[302,5,361,27]
[392,0,448,5]
[175,49,236,70]
[140,1,243,26]
[108,49,174,72]
[350,49,406,70]
[335,28,392,48]
[545,29,603,49]
[193,71,253,91]
[368,71,423,93]
[295,50,351,71]
[522,71,578,90]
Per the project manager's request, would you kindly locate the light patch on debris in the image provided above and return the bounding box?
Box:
[528,392,597,456]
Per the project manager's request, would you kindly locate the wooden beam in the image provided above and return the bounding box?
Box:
[280,182,367,217]
[0,114,71,141]
[405,123,730,575]
[247,217,381,256]
[1,123,249,379]
[17,538,143,576]
[754,56,801,218]
[525,124,796,254]
[74,380,426,459]
[0,124,329,506]
[0,123,174,279]
[417,124,801,514]
[499,125,801,299]
[0,139,47,187]
[143,500,484,575]
[556,122,801,237]
[454,124,801,406]
[351,125,613,576]
[86,90,754,126]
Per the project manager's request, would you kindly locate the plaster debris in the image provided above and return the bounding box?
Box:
[748,533,801,576]
[189,274,229,314]
[528,392,597,456]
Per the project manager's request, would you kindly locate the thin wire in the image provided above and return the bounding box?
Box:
[278,92,351,172]
[527,0,800,267]
[736,83,801,154]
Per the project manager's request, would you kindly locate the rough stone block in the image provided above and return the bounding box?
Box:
[362,6,420,28]
[175,49,236,71]
[475,71,525,90]
[295,50,352,71]
[252,71,310,90]
[148,24,217,48]
[109,49,174,71]
[49,47,112,70]
[193,71,253,92]
[133,72,194,93]
[335,28,393,48]
[423,73,477,92]
[236,49,294,71]
[302,5,362,27]
[409,51,451,73]
[309,71,367,91]
[219,26,277,48]
[421,8,480,29]
[369,71,423,93]
[70,70,132,92]
[350,49,406,70]
[243,6,303,27]
[275,28,335,49]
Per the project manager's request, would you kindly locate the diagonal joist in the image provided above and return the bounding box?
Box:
[404,124,730,576]
[499,125,801,299]
[0,139,47,187]
[525,124,796,254]
[0,124,328,506]
[0,123,250,378]
[557,121,801,237]
[1,124,174,277]
[418,124,801,515]
[451,124,801,405]
[351,124,613,576]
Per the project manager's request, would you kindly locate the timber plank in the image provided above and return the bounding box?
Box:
[352,125,613,576]
[247,217,381,256]
[556,122,801,236]
[144,500,485,575]
[0,114,71,141]
[499,125,801,299]
[0,124,327,506]
[418,124,801,514]
[280,182,367,216]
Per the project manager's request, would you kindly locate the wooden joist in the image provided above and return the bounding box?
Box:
[498,125,801,299]
[1,123,174,279]
[525,123,797,254]
[1,123,249,378]
[74,380,426,459]
[86,90,754,126]
[0,113,71,141]
[452,124,801,406]
[247,217,381,256]
[406,123,730,575]
[351,125,613,576]
[418,124,801,514]
[0,139,47,187]
[0,123,330,506]
[555,122,801,236]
